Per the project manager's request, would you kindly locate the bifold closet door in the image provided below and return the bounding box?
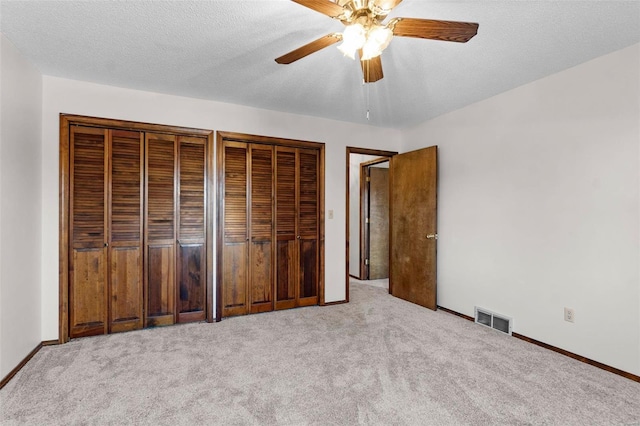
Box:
[69,127,144,338]
[221,142,275,316]
[274,147,319,309]
[222,142,249,316]
[274,146,297,311]
[249,144,274,314]
[109,130,144,333]
[69,126,109,338]
[297,149,319,306]
[145,133,177,327]
[177,136,207,322]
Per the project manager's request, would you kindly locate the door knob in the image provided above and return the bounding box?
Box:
[104,242,109,247]
[426,234,438,240]
[297,235,301,240]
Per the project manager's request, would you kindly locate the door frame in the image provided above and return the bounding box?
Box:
[59,114,214,343]
[359,157,391,280]
[216,132,326,321]
[345,147,397,302]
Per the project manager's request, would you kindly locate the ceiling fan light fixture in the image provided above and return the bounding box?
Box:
[361,25,393,60]
[338,23,367,59]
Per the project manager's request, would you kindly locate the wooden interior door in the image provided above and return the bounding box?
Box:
[275,146,297,310]
[249,144,275,314]
[69,126,109,338]
[108,129,144,333]
[145,133,177,326]
[368,167,389,280]
[176,136,207,323]
[297,149,319,306]
[390,146,438,310]
[222,142,249,316]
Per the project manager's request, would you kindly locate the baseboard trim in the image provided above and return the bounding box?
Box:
[1,342,40,390]
[511,332,640,383]
[437,305,640,383]
[438,306,474,322]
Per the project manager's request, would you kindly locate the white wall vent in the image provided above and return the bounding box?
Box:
[474,307,512,335]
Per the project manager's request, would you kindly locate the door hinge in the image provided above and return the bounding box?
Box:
[365,259,369,265]
[365,218,370,224]
[365,177,371,182]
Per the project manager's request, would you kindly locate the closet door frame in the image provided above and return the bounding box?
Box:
[59,114,214,344]
[216,131,325,321]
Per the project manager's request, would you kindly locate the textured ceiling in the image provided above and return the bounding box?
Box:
[1,1,639,128]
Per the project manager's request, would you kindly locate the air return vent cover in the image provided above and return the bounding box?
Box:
[474,307,512,335]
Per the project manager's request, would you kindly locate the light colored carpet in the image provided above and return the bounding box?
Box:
[353,278,389,290]
[2,282,640,425]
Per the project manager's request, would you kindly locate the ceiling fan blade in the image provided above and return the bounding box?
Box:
[292,0,349,19]
[369,0,403,18]
[359,53,384,83]
[275,33,342,64]
[391,18,479,43]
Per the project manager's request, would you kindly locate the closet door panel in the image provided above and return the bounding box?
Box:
[275,147,297,310]
[250,243,272,310]
[70,248,107,337]
[276,240,296,309]
[177,137,207,322]
[110,246,142,332]
[147,244,175,326]
[299,240,318,305]
[69,126,108,338]
[177,243,205,321]
[146,133,177,326]
[223,143,249,316]
[109,130,144,332]
[298,149,319,304]
[223,243,247,315]
[250,145,274,313]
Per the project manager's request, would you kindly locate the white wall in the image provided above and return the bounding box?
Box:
[0,34,43,379]
[40,76,402,340]
[402,43,640,375]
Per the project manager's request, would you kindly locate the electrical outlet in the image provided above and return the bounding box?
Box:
[564,307,575,323]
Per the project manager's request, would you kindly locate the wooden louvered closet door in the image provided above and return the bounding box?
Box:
[177,136,207,322]
[297,149,319,306]
[274,147,297,310]
[222,142,249,317]
[64,115,212,342]
[69,126,109,338]
[69,127,144,338]
[109,130,144,333]
[145,133,177,327]
[219,137,322,318]
[274,147,319,309]
[222,143,276,316]
[249,145,275,314]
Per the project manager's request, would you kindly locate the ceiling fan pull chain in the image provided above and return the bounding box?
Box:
[366,62,371,121]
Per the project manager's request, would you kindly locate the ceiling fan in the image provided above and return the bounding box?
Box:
[275,0,479,83]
